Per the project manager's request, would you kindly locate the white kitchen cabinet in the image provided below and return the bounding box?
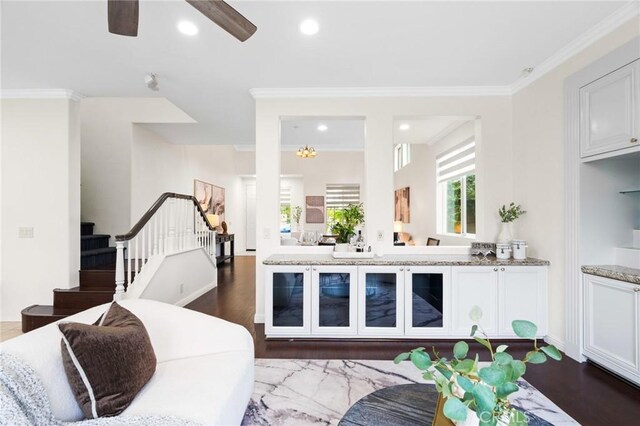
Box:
[404,266,451,336]
[358,265,405,336]
[498,266,548,337]
[265,265,311,337]
[451,266,499,336]
[311,265,358,336]
[583,274,640,385]
[580,59,640,159]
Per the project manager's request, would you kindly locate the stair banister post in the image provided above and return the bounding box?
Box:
[114,241,126,300]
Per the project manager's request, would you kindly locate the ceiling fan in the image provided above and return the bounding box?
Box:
[108,0,257,42]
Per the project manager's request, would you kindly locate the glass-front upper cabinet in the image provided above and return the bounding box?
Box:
[358,266,405,336]
[265,266,311,336]
[404,266,451,336]
[311,266,358,335]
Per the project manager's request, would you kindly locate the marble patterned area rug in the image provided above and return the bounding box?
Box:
[241,359,578,426]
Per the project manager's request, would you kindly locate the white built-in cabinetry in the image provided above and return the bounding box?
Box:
[583,273,640,386]
[580,59,639,159]
[265,264,548,339]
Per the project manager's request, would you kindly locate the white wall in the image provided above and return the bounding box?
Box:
[131,125,248,251]
[137,248,217,306]
[80,98,194,238]
[394,121,477,245]
[1,98,80,320]
[512,17,640,346]
[255,96,513,322]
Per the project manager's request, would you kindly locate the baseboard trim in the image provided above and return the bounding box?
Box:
[254,314,265,324]
[544,334,566,352]
[176,282,216,307]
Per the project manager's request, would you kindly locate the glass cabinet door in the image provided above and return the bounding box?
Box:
[311,266,357,335]
[358,266,404,335]
[266,266,311,336]
[404,266,451,336]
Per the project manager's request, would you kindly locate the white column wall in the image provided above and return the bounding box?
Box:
[1,98,81,321]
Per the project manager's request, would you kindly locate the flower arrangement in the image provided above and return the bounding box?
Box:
[394,306,561,425]
[498,203,526,223]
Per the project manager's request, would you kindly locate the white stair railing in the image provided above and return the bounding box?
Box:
[113,193,216,299]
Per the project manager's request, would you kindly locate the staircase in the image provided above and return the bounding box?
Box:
[21,222,127,332]
[21,193,217,333]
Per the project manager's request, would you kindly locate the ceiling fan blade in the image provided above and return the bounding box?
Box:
[108,0,139,37]
[185,0,257,42]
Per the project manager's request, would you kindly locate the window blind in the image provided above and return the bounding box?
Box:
[326,184,360,209]
[436,137,475,183]
[280,187,291,205]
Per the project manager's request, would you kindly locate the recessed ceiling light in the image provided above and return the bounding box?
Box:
[177,21,198,36]
[317,124,328,132]
[300,19,319,36]
[399,123,411,131]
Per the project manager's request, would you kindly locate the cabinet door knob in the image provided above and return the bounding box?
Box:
[493,268,498,272]
[406,268,411,272]
[399,267,404,271]
[501,267,505,271]
[634,287,640,292]
[305,267,310,271]
[631,138,638,143]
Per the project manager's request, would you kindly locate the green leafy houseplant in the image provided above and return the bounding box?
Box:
[394,307,561,426]
[498,203,526,223]
[292,206,302,224]
[330,203,365,244]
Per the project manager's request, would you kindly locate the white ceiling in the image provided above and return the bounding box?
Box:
[1,1,629,146]
[393,116,474,145]
[281,117,365,151]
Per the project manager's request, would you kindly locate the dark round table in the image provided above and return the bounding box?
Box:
[339,384,552,426]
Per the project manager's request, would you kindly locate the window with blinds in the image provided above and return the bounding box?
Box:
[326,184,360,209]
[325,184,361,232]
[436,138,475,183]
[280,186,291,233]
[436,138,476,237]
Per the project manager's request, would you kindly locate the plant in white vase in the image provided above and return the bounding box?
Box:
[497,203,526,243]
[395,306,561,426]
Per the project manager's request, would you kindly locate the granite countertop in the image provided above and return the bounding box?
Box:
[263,254,550,266]
[581,265,640,285]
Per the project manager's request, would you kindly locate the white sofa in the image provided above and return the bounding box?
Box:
[0,299,254,425]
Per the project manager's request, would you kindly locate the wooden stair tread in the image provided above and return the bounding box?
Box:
[81,247,117,256]
[21,304,74,317]
[81,234,110,240]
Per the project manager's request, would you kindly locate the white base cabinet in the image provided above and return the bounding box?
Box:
[583,274,640,386]
[265,264,548,339]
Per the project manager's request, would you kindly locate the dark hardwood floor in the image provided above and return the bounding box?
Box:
[186,256,640,426]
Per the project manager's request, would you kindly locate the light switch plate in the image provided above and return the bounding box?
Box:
[377,230,384,241]
[263,228,271,239]
[18,227,34,239]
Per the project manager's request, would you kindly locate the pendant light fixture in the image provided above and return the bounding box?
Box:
[296,145,317,158]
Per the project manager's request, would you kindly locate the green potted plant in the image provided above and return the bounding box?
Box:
[394,306,561,426]
[330,203,365,251]
[497,203,526,243]
[292,206,302,231]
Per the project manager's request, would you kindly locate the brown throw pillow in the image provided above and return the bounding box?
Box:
[58,302,156,418]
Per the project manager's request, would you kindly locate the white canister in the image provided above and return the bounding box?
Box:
[512,240,528,260]
[496,243,511,259]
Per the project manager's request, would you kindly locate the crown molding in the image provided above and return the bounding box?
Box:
[0,89,85,102]
[250,86,512,99]
[511,1,640,93]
